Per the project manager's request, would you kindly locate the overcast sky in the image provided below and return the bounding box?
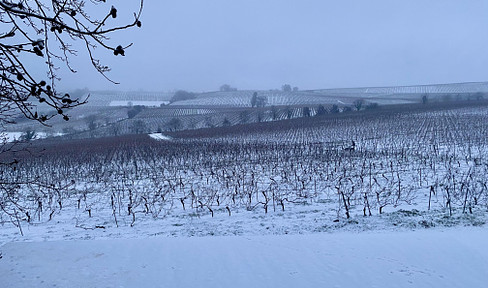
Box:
[56,0,488,92]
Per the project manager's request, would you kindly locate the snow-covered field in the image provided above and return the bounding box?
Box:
[1,132,63,142]
[109,100,169,107]
[0,186,487,287]
[1,228,487,288]
[2,103,488,287]
[148,133,173,141]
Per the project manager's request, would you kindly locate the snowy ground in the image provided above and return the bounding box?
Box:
[1,132,63,142]
[148,133,173,141]
[0,201,487,287]
[2,102,488,287]
[1,228,487,288]
[109,100,169,107]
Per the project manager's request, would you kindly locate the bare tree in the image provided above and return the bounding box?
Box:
[316,105,326,116]
[0,1,143,124]
[219,84,237,92]
[270,106,278,120]
[0,1,144,232]
[353,99,364,111]
[85,115,98,131]
[250,92,257,107]
[421,94,428,104]
[167,117,182,131]
[170,90,196,103]
[329,104,339,114]
[282,84,292,92]
[20,127,36,141]
[256,95,267,107]
[222,117,231,126]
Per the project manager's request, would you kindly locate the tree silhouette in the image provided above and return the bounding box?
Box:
[220,84,237,92]
[316,105,326,116]
[0,1,143,125]
[282,84,292,92]
[170,90,196,103]
[353,99,364,111]
[421,94,428,104]
[0,0,143,232]
[330,104,339,114]
[251,92,258,107]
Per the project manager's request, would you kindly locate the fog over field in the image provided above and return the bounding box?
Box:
[53,0,488,92]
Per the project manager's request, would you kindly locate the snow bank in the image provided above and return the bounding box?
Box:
[1,228,487,288]
[149,133,173,141]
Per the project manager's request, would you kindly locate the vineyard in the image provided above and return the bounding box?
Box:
[4,82,488,142]
[312,81,488,98]
[1,100,487,242]
[171,82,488,107]
[81,90,174,107]
[169,90,349,107]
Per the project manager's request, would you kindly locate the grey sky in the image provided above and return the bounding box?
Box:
[57,0,488,92]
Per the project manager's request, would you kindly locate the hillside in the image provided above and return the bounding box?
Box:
[79,81,488,108]
[2,92,488,288]
[3,82,488,140]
